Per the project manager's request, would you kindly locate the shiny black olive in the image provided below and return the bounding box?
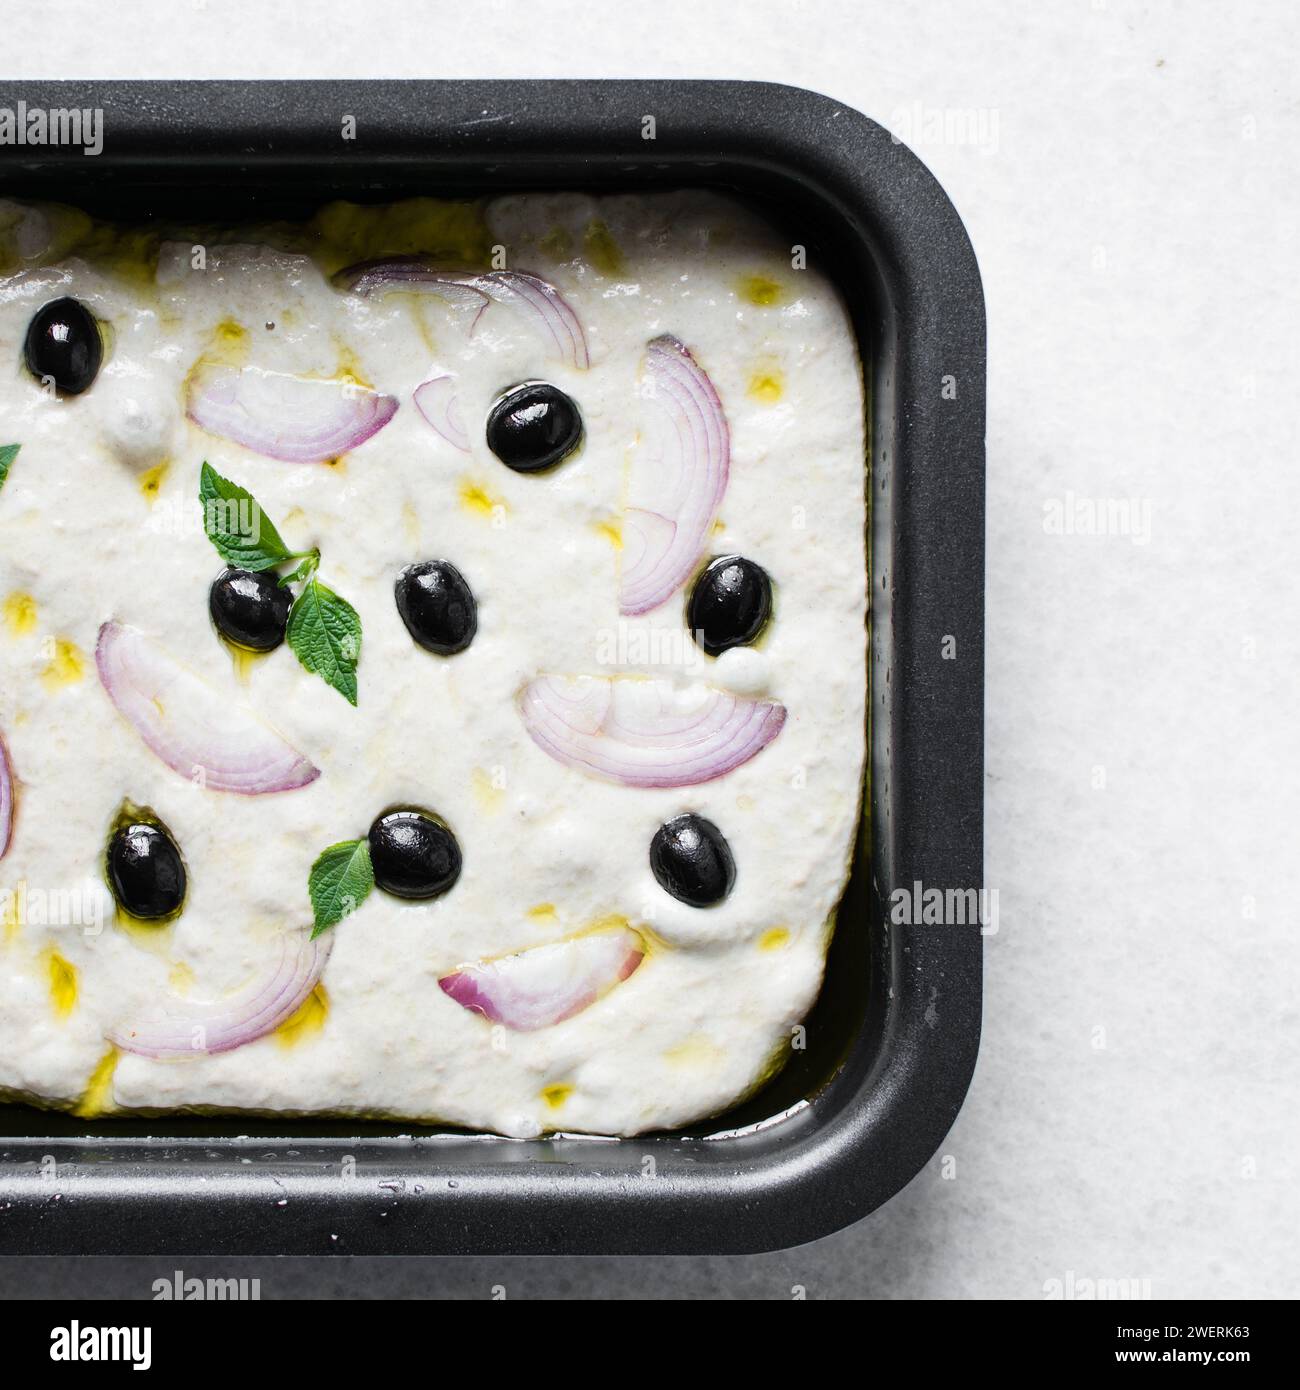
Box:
[107,822,187,920]
[687,555,773,657]
[395,561,477,656]
[368,810,462,900]
[649,814,736,908]
[485,381,583,473]
[23,296,103,395]
[209,567,293,652]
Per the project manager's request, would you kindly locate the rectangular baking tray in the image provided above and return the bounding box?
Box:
[0,78,985,1256]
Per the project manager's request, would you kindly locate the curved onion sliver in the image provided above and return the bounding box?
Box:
[186,363,398,463]
[0,732,14,860]
[439,927,644,1032]
[620,335,730,615]
[413,372,470,452]
[96,622,319,795]
[109,930,329,1058]
[335,260,590,370]
[518,675,785,788]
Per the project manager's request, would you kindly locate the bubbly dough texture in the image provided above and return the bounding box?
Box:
[0,191,866,1137]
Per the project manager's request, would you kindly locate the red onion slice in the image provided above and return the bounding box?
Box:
[96,622,320,795]
[0,732,14,860]
[335,260,590,370]
[186,363,398,463]
[518,675,786,788]
[620,335,730,615]
[439,926,644,1032]
[413,372,470,452]
[109,930,330,1059]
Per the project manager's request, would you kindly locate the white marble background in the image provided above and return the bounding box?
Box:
[1,0,1296,1299]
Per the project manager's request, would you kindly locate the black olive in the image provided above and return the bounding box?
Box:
[368,809,462,900]
[209,567,293,652]
[395,561,477,655]
[107,822,187,920]
[687,555,773,657]
[23,296,103,395]
[485,381,583,473]
[649,814,736,908]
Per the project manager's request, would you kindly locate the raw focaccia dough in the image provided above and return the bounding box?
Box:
[0,190,865,1137]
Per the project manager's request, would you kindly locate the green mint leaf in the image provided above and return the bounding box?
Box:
[198,461,292,571]
[278,551,320,587]
[0,443,19,493]
[308,838,374,937]
[287,576,362,705]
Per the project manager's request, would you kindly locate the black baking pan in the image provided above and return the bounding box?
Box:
[0,79,985,1255]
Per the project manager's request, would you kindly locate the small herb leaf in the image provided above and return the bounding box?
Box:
[278,551,320,587]
[308,839,374,937]
[0,443,20,493]
[287,576,362,705]
[198,461,292,571]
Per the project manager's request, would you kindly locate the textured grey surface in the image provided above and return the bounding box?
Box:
[2,0,1299,1299]
[0,1161,954,1299]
